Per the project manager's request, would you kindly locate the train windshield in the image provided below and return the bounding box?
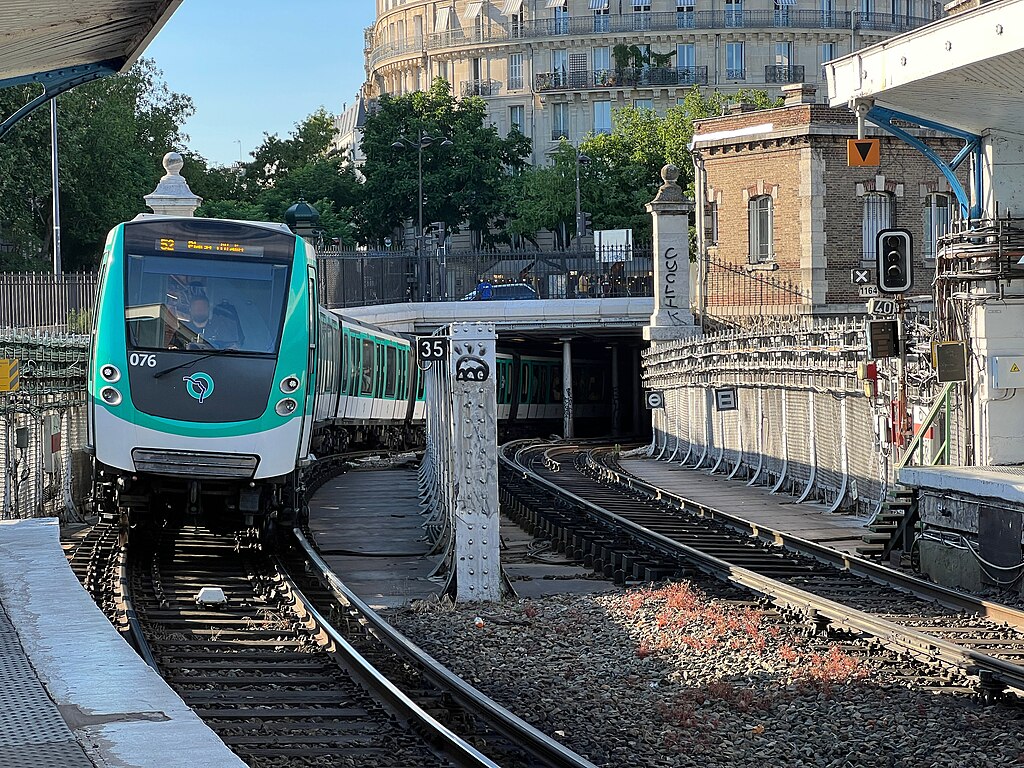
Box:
[125,254,291,353]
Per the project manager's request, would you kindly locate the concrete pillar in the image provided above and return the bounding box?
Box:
[561,338,574,439]
[447,322,503,601]
[610,344,621,437]
[144,152,202,217]
[644,164,699,343]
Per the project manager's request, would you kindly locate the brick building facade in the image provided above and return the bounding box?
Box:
[691,84,969,317]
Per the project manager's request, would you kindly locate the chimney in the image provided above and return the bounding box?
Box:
[727,101,757,115]
[781,82,817,106]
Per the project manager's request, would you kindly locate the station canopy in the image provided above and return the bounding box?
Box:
[0,0,182,87]
[826,0,1024,135]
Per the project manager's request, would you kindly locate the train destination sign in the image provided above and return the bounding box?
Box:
[156,238,265,257]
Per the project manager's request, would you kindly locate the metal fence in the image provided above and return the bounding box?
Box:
[316,246,654,307]
[0,272,98,330]
[642,315,965,518]
[700,251,813,328]
[1,329,91,522]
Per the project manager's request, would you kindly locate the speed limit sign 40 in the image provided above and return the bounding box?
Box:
[417,336,447,362]
[645,390,665,409]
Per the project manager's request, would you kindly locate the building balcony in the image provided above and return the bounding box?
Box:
[368,11,934,68]
[461,79,502,97]
[764,64,805,83]
[725,67,745,80]
[534,65,709,92]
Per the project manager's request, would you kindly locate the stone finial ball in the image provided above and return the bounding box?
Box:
[661,164,680,184]
[163,151,184,175]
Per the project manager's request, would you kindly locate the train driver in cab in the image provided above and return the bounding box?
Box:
[175,294,241,350]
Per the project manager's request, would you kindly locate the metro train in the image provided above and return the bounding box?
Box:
[88,215,606,526]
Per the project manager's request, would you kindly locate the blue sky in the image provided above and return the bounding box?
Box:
[146,1,375,166]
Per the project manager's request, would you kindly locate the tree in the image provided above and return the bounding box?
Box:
[0,59,194,270]
[358,78,531,247]
[576,87,783,239]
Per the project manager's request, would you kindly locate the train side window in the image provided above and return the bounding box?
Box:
[385,346,398,398]
[416,366,426,400]
[360,338,374,395]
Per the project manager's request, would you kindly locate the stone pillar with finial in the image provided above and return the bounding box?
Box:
[644,164,698,342]
[144,151,202,217]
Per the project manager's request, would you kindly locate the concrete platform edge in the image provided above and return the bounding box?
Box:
[0,518,246,768]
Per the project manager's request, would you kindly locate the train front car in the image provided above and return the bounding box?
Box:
[89,217,316,527]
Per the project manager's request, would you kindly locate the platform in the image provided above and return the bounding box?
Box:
[0,518,246,768]
[620,457,871,554]
[308,466,615,609]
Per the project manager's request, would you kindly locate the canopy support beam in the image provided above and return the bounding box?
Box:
[0,59,121,141]
[865,102,983,220]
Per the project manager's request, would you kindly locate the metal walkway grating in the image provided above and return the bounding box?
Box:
[0,603,94,767]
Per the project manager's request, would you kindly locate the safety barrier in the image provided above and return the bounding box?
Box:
[0,329,91,521]
[642,315,966,517]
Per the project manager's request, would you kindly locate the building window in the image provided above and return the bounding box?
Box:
[632,2,652,31]
[775,41,791,66]
[594,46,611,83]
[748,195,773,263]
[923,192,951,259]
[707,201,719,245]
[509,53,523,90]
[554,2,569,35]
[633,98,653,111]
[862,192,892,263]
[726,42,745,79]
[677,0,695,28]
[725,0,743,26]
[594,101,612,134]
[594,2,610,32]
[510,105,525,134]
[552,49,568,87]
[552,102,569,140]
[819,42,836,79]
[821,0,835,24]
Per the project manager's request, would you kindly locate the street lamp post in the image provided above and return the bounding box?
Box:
[392,132,453,301]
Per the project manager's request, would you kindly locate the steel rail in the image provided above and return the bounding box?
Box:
[293,528,601,768]
[501,443,1024,695]
[273,552,500,768]
[587,447,1024,629]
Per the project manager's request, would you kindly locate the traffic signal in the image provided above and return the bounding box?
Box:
[876,228,913,293]
[576,211,593,237]
[431,221,446,249]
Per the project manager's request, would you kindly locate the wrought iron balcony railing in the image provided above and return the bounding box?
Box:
[725,67,746,80]
[764,64,805,83]
[368,11,934,67]
[460,79,502,97]
[535,65,709,92]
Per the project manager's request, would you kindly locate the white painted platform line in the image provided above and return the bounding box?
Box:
[0,518,246,768]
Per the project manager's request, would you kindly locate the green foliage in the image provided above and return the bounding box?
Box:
[194,111,362,246]
[0,59,193,270]
[357,78,531,246]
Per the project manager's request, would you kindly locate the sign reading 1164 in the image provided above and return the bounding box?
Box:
[417,336,447,362]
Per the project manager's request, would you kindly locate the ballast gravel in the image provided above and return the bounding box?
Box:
[387,581,1024,768]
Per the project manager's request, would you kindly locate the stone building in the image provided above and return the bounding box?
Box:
[365,0,937,164]
[690,83,970,317]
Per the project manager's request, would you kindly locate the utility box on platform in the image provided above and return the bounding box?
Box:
[991,356,1024,389]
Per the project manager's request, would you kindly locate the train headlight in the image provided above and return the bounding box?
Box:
[280,376,301,394]
[100,387,122,406]
[100,364,121,383]
[275,398,298,416]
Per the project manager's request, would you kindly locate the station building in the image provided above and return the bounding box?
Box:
[365,0,938,163]
[689,83,969,317]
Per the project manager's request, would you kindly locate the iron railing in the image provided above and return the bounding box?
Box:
[316,246,654,307]
[535,66,708,92]
[764,64,805,83]
[0,272,98,330]
[725,67,745,80]
[460,79,502,97]
[700,250,812,326]
[369,11,934,66]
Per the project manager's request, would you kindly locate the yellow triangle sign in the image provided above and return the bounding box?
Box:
[1011,363,1020,373]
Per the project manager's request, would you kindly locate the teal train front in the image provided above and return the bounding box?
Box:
[88,216,318,524]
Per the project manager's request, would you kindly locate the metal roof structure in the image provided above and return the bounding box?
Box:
[826,0,1024,135]
[0,0,183,138]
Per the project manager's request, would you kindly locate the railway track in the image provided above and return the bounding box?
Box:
[65,451,597,768]
[500,440,1024,701]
